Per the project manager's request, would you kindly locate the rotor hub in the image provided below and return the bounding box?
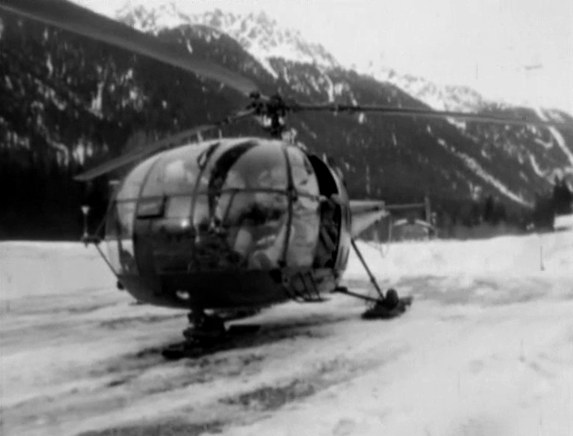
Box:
[248,93,289,138]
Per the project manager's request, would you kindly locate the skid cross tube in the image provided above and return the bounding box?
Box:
[350,238,385,300]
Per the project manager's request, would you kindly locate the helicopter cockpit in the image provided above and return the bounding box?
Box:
[105,138,325,279]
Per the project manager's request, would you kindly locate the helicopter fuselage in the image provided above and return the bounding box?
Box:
[104,138,352,310]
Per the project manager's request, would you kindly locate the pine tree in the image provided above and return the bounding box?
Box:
[552,177,573,215]
[483,195,494,224]
[533,192,555,230]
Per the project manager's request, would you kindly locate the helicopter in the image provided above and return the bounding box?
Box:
[2,0,570,357]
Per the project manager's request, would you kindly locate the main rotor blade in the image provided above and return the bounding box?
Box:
[74,108,255,182]
[292,103,572,128]
[0,0,258,97]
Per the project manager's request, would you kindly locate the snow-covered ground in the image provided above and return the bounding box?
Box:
[1,216,572,436]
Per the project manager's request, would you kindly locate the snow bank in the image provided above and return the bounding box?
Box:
[348,220,573,282]
[0,242,115,300]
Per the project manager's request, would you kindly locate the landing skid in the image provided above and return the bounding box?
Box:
[336,238,414,320]
[362,295,413,320]
[333,286,413,320]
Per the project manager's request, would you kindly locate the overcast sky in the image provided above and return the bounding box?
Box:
[77,0,573,114]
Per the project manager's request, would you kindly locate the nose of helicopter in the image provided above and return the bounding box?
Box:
[104,138,322,280]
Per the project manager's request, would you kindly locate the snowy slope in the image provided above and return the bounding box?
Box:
[1,217,572,435]
[364,65,490,112]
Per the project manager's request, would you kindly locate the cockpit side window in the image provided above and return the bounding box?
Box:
[308,155,339,198]
[140,145,202,199]
[307,155,343,269]
[107,155,161,274]
[116,155,160,201]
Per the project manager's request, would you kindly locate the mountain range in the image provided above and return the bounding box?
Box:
[0,2,572,239]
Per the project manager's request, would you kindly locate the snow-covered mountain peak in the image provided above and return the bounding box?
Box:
[362,63,490,112]
[114,2,339,76]
[115,1,190,33]
[193,9,339,72]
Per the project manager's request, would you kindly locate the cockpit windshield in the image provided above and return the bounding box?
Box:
[106,139,321,274]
